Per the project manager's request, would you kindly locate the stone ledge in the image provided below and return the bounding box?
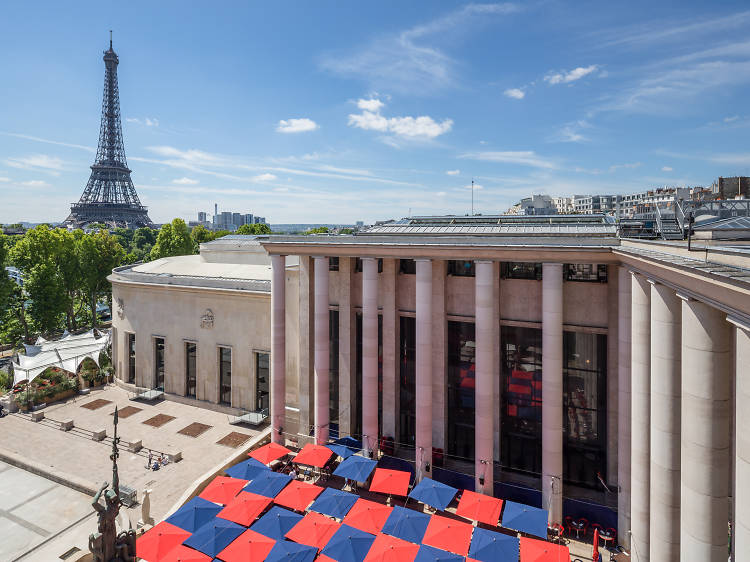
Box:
[92,429,107,441]
[167,452,182,463]
[31,411,45,422]
[0,446,98,496]
[60,419,74,431]
[127,440,142,453]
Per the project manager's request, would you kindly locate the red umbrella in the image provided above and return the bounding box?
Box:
[364,533,420,562]
[343,498,394,535]
[455,490,504,526]
[217,491,272,526]
[159,544,212,562]
[216,528,276,562]
[421,514,474,556]
[198,476,248,505]
[519,536,571,562]
[293,443,334,468]
[285,511,341,551]
[369,469,410,497]
[317,556,337,562]
[592,528,600,562]
[249,442,291,464]
[274,479,323,512]
[136,521,191,562]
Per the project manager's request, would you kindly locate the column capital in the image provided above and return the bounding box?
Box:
[647,278,659,286]
[675,292,694,302]
[474,259,493,265]
[360,256,377,261]
[727,314,750,332]
[414,257,432,263]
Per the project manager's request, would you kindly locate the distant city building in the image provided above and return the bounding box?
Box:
[573,194,617,214]
[201,206,268,231]
[356,221,365,228]
[714,176,750,199]
[519,194,558,215]
[552,196,574,214]
[198,211,207,223]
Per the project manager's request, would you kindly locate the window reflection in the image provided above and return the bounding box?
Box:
[447,321,475,461]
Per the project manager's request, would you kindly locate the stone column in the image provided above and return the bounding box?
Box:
[314,257,330,445]
[680,299,731,562]
[475,260,494,494]
[542,262,563,525]
[630,272,651,561]
[415,259,433,482]
[731,318,750,557]
[338,258,355,437]
[649,282,681,561]
[381,259,397,440]
[617,267,632,549]
[362,257,379,456]
[271,254,286,444]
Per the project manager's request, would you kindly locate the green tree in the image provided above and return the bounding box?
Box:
[236,223,272,235]
[133,227,157,251]
[25,261,67,334]
[304,226,329,235]
[191,224,214,246]
[54,229,84,331]
[149,218,195,260]
[0,232,12,314]
[78,231,125,328]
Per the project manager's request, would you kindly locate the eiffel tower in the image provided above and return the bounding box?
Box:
[64,33,153,229]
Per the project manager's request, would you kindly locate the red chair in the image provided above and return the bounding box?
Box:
[576,518,589,539]
[591,522,602,536]
[564,516,573,536]
[601,527,617,550]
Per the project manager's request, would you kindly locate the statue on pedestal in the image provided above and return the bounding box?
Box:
[89,407,136,561]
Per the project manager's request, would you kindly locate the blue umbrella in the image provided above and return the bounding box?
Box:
[243,470,292,498]
[333,455,377,483]
[182,518,245,558]
[380,506,431,543]
[165,496,223,532]
[468,527,520,562]
[225,457,270,481]
[250,505,304,540]
[326,443,359,459]
[264,539,318,562]
[408,478,458,511]
[415,544,465,562]
[500,501,548,539]
[309,486,358,519]
[320,524,376,562]
[335,436,362,449]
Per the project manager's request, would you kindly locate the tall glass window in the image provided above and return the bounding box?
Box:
[355,313,383,439]
[219,347,232,405]
[565,264,608,283]
[185,342,196,398]
[127,333,136,384]
[500,262,543,280]
[154,337,165,390]
[447,321,476,460]
[329,257,340,271]
[563,332,607,487]
[447,260,475,277]
[256,352,269,411]
[330,310,339,427]
[399,259,416,274]
[398,316,416,449]
[501,326,543,475]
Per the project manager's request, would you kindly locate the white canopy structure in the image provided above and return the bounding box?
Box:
[12,330,110,386]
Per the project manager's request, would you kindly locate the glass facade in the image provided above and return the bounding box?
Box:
[398,316,416,448]
[447,321,475,460]
[355,312,383,438]
[447,260,475,277]
[500,262,542,280]
[565,264,608,283]
[329,257,339,271]
[330,310,339,426]
[219,347,231,405]
[185,342,196,398]
[154,337,165,390]
[501,326,543,475]
[256,352,269,411]
[127,333,136,384]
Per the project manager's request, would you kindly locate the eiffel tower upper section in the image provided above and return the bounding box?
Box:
[63,33,153,229]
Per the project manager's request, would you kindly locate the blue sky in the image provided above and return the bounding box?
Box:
[2,1,750,224]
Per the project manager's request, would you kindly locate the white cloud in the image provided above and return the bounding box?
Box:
[126,117,159,127]
[436,191,447,197]
[348,98,452,140]
[19,180,50,187]
[357,98,385,112]
[609,162,642,172]
[0,132,94,153]
[724,115,740,123]
[545,65,599,85]
[504,88,525,99]
[172,177,199,185]
[5,154,65,172]
[556,125,587,143]
[0,176,9,182]
[446,169,460,176]
[460,151,557,169]
[462,183,483,190]
[254,173,277,182]
[276,118,319,133]
[661,166,673,172]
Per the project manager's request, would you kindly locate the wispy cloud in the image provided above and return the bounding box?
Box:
[253,173,277,182]
[544,65,599,85]
[503,88,525,99]
[172,177,199,185]
[460,150,558,169]
[126,117,159,127]
[5,154,66,174]
[348,98,452,141]
[609,162,641,172]
[661,166,673,172]
[445,169,460,176]
[276,118,319,133]
[19,180,50,188]
[0,132,94,153]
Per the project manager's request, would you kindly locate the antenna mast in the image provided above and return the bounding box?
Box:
[471,178,474,216]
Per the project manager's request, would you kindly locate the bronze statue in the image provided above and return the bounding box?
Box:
[89,407,136,561]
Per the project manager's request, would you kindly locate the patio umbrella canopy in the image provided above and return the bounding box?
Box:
[309,486,359,519]
[182,518,245,558]
[320,524,376,562]
[408,478,458,511]
[136,521,191,562]
[467,527,520,562]
[519,536,571,562]
[500,501,549,539]
[365,533,420,562]
[369,469,411,497]
[216,528,276,562]
[414,544,465,562]
[274,479,324,512]
[225,457,270,481]
[249,442,291,465]
[343,498,393,535]
[285,511,341,551]
[250,506,304,540]
[293,443,334,468]
[421,514,474,557]
[336,436,363,449]
[158,544,212,561]
[264,540,318,562]
[327,443,360,459]
[334,455,378,483]
[198,476,248,506]
[380,506,431,544]
[165,496,223,533]
[217,491,272,526]
[455,491,503,526]
[243,470,292,498]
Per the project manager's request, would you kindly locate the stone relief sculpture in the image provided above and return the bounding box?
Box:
[200,308,215,329]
